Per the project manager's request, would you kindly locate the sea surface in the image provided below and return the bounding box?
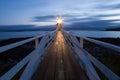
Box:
[70,30,120,38]
[0,31,49,40]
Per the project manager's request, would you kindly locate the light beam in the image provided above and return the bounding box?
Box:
[56,17,63,24]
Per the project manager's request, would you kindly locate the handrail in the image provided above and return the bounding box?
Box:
[62,30,100,80]
[63,30,120,80]
[0,31,56,80]
[1,29,119,80]
[0,34,44,53]
[76,39,120,80]
[20,32,56,80]
[71,32,120,53]
[0,44,40,80]
[87,52,120,80]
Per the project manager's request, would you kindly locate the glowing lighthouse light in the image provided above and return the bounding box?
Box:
[56,17,63,24]
[56,17,63,31]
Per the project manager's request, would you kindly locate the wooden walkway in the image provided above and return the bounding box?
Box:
[32,31,88,80]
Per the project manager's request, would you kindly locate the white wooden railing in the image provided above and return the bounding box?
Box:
[62,30,100,80]
[71,32,120,53]
[0,29,120,80]
[62,30,120,80]
[0,31,56,80]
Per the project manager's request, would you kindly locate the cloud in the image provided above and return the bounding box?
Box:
[33,15,55,22]
[21,0,120,30]
[31,0,120,31]
[29,22,56,26]
[33,14,77,22]
[100,15,120,20]
[64,19,120,30]
[32,11,120,30]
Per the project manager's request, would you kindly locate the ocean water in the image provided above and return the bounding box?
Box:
[70,30,120,38]
[0,31,49,40]
[0,30,120,40]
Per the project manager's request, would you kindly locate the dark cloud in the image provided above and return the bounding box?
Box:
[1,12,119,31]
[65,17,100,22]
[64,19,120,30]
[1,19,120,31]
[33,14,79,22]
[33,14,98,24]
[33,15,55,22]
[32,12,120,31]
[94,14,120,17]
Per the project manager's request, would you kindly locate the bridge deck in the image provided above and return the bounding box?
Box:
[32,31,88,80]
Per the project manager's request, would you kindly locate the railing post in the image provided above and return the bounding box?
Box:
[35,39,39,48]
[80,38,83,48]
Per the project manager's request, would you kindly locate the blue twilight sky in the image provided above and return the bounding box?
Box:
[0,0,120,30]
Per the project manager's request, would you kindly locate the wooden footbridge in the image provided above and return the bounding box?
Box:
[0,29,120,80]
[0,18,120,80]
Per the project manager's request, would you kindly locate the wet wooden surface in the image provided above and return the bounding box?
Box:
[32,31,88,80]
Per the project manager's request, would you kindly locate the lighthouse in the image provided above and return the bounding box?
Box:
[56,17,63,31]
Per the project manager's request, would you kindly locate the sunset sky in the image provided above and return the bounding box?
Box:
[0,0,120,30]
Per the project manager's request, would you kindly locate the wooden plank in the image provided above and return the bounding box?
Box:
[43,43,57,80]
[35,39,39,48]
[20,32,56,80]
[32,31,88,80]
[32,34,57,80]
[80,38,83,48]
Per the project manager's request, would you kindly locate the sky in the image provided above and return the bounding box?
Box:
[0,0,120,30]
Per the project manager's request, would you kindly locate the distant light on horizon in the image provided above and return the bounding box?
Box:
[56,17,63,24]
